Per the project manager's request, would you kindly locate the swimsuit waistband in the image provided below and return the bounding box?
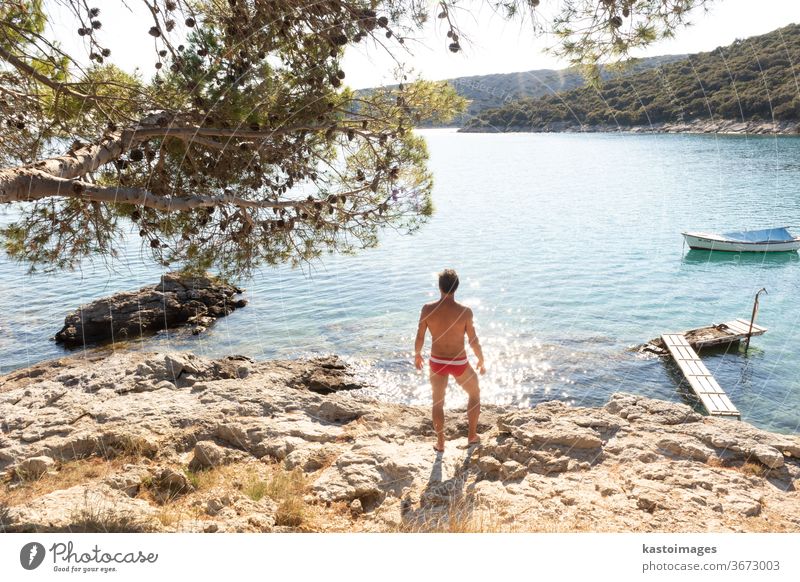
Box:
[429,355,469,365]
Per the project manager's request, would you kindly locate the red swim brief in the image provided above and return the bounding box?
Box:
[429,354,469,377]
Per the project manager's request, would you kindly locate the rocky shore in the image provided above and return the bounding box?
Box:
[1,351,798,533]
[459,119,800,135]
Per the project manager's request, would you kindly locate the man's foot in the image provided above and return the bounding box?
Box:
[457,437,482,450]
[432,445,444,453]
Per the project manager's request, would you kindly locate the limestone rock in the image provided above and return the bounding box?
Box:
[605,393,703,425]
[189,441,239,471]
[313,443,429,509]
[637,492,662,512]
[657,437,715,462]
[727,496,762,517]
[154,467,194,498]
[349,498,364,516]
[750,445,784,469]
[103,465,151,497]
[54,272,246,347]
[214,423,251,451]
[4,484,160,532]
[283,445,335,472]
[476,455,502,478]
[500,460,527,481]
[14,456,55,480]
[508,421,603,449]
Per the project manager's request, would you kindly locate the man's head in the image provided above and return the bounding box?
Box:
[438,269,459,295]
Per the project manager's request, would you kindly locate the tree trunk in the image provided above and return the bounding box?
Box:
[0,131,132,204]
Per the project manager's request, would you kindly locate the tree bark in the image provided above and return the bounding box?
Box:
[0,167,373,211]
[0,113,376,210]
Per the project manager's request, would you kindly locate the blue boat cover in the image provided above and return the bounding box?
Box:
[721,227,796,243]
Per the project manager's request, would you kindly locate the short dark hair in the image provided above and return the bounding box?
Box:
[438,269,459,294]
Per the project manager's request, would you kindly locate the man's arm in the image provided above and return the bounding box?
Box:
[465,308,485,374]
[414,306,428,370]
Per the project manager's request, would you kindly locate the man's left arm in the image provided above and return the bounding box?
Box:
[466,309,485,374]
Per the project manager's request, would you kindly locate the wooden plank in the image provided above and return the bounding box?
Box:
[695,392,714,409]
[723,319,768,337]
[704,392,737,415]
[687,360,711,377]
[706,393,729,413]
[699,393,724,415]
[664,333,690,346]
[718,393,739,414]
[660,333,740,418]
[715,396,733,413]
[662,319,768,349]
[734,318,767,333]
[722,319,750,334]
[695,336,743,348]
[695,376,725,395]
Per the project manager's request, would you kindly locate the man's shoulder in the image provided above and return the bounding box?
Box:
[420,301,438,312]
[456,302,473,316]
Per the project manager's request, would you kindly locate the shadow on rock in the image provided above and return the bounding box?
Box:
[400,448,479,531]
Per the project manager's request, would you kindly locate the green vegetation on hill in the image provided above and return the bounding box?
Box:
[446,55,686,125]
[461,24,800,132]
[358,56,684,127]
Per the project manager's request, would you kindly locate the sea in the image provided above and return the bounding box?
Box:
[1,129,799,434]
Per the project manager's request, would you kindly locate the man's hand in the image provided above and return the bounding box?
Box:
[476,359,486,375]
[415,353,424,370]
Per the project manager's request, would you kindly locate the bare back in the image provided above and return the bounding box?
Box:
[419,299,473,358]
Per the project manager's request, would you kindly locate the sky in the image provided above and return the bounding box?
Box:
[44,0,800,89]
[342,0,800,88]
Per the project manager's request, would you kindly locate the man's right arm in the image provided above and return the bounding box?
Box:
[465,309,485,374]
[414,306,428,370]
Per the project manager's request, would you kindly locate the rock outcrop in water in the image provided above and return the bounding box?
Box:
[54,273,247,347]
[1,351,798,533]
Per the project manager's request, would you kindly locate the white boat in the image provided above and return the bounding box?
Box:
[682,227,800,253]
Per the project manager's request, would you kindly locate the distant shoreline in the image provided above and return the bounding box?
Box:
[457,119,800,135]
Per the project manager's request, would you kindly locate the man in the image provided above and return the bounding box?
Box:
[414,268,485,453]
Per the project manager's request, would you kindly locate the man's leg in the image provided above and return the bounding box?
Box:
[430,369,448,451]
[455,365,481,443]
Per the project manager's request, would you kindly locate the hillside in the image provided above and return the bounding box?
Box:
[461,24,800,133]
[358,56,684,126]
[442,55,686,125]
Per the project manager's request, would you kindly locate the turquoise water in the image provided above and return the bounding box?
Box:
[2,129,799,433]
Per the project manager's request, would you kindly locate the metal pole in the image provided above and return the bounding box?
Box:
[745,287,767,352]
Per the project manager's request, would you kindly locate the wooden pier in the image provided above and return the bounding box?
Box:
[641,318,768,355]
[661,333,741,418]
[684,318,768,349]
[645,290,768,419]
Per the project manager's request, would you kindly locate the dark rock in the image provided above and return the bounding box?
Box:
[292,356,363,394]
[312,400,368,423]
[54,273,246,347]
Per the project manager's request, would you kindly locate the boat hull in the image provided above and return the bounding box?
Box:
[682,233,800,253]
